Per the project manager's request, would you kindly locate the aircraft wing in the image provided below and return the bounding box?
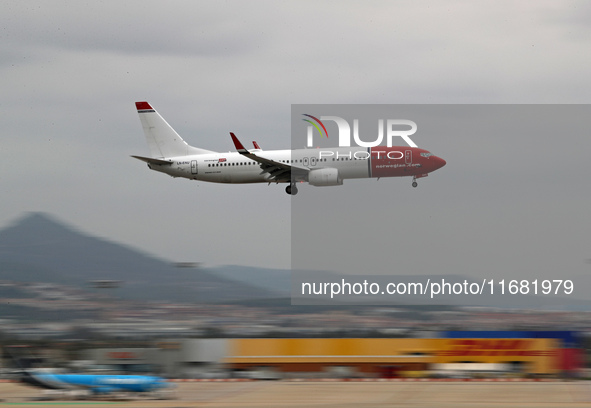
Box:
[230,133,309,183]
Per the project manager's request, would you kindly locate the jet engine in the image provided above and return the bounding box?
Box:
[308,168,343,186]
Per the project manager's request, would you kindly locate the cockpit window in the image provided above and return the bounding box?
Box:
[420,152,434,157]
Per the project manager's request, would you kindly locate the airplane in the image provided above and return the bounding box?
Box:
[7,348,173,399]
[132,102,446,195]
[18,369,174,399]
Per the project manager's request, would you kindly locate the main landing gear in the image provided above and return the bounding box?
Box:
[412,176,418,188]
[286,183,298,195]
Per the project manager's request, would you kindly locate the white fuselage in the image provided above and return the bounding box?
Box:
[152,147,371,184]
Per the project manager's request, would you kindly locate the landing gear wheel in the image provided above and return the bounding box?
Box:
[412,181,418,188]
[286,184,298,195]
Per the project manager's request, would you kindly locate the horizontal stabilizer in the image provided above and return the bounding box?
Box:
[131,155,173,165]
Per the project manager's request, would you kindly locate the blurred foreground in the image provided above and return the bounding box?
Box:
[3,380,591,407]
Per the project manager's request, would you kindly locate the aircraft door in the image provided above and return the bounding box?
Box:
[405,150,412,164]
[191,160,198,174]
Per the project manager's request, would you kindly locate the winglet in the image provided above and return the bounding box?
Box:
[253,141,261,149]
[230,132,249,153]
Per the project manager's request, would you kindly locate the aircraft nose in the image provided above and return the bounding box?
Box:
[433,156,446,170]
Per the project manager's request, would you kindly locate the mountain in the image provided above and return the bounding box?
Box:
[3,213,586,310]
[0,212,279,303]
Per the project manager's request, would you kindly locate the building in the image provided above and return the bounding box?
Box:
[83,331,582,378]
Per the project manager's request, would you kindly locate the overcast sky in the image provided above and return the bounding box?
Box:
[2,1,591,296]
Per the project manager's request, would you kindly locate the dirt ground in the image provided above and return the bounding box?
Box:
[2,380,591,408]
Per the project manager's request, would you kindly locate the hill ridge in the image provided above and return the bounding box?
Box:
[0,212,280,303]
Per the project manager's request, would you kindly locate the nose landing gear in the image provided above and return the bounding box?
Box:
[412,174,429,188]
